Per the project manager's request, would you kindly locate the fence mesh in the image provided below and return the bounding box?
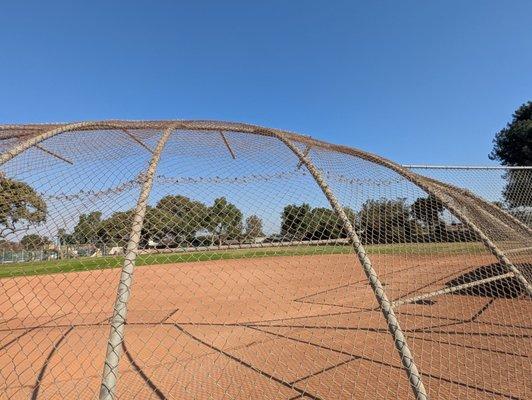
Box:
[0,121,530,400]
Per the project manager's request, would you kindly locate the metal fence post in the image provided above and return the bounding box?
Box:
[273,134,429,400]
[99,125,175,400]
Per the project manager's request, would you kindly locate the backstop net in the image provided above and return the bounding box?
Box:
[0,121,530,400]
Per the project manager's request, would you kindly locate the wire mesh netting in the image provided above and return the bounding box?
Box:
[0,121,530,400]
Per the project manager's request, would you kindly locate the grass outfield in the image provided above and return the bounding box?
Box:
[0,242,485,279]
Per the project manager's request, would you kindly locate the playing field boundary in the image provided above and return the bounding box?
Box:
[0,241,486,279]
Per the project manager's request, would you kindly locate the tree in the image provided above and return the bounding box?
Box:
[0,239,20,251]
[72,211,102,244]
[411,195,445,227]
[411,195,451,241]
[308,207,355,240]
[489,101,532,207]
[156,195,209,239]
[97,210,134,246]
[0,175,47,238]
[281,203,312,240]
[358,198,421,244]
[57,228,74,245]
[281,204,355,240]
[208,197,243,244]
[142,207,184,246]
[20,234,52,250]
[245,215,264,238]
[80,195,212,248]
[489,101,531,166]
[501,171,530,208]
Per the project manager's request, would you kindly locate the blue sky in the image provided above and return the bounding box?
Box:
[1,1,531,165]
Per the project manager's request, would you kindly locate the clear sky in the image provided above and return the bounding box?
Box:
[1,1,531,165]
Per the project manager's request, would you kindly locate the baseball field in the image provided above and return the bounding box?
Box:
[1,243,530,399]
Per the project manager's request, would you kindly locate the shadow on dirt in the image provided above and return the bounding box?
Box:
[446,263,531,298]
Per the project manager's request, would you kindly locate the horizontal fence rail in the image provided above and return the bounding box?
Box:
[402,164,532,170]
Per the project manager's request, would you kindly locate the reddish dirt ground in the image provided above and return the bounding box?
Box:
[1,252,531,399]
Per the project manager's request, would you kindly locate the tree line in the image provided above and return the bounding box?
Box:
[56,195,264,248]
[1,171,482,250]
[52,194,477,249]
[281,196,479,244]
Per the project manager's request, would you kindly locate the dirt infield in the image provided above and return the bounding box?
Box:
[1,252,531,399]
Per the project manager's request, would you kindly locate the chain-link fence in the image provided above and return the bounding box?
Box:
[1,121,530,399]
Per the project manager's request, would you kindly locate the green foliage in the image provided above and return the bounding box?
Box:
[142,207,173,243]
[358,198,421,244]
[411,195,445,227]
[142,207,186,246]
[281,203,354,240]
[0,175,47,238]
[489,101,532,207]
[73,211,102,244]
[97,210,134,246]
[209,197,243,242]
[281,203,312,240]
[65,194,245,247]
[280,198,477,245]
[502,170,531,208]
[244,215,264,238]
[155,195,209,242]
[62,192,479,250]
[308,207,354,240]
[489,101,532,166]
[157,195,208,229]
[20,234,52,250]
[57,228,75,245]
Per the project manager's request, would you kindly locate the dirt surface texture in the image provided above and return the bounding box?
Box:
[1,252,531,399]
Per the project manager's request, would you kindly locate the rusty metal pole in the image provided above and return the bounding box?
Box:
[99,124,175,400]
[273,133,429,400]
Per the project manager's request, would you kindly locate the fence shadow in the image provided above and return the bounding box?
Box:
[445,263,531,298]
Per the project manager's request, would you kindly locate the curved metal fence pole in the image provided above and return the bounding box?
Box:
[0,121,125,166]
[99,125,175,400]
[273,134,428,400]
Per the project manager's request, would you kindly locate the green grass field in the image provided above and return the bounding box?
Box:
[0,242,484,279]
